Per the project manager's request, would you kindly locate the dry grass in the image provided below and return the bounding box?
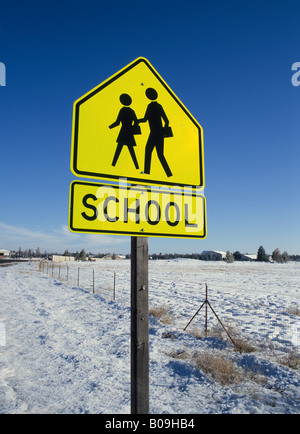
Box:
[193,351,243,385]
[166,348,242,386]
[167,349,268,386]
[278,350,300,370]
[150,305,173,324]
[287,305,300,317]
[190,324,257,354]
[191,325,224,341]
[166,349,190,360]
[233,337,257,354]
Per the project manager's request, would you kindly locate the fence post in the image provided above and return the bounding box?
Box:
[205,283,208,338]
[93,269,95,294]
[114,271,116,300]
[77,267,80,287]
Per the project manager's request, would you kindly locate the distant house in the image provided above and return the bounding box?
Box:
[241,254,257,261]
[52,255,75,263]
[201,250,226,261]
[98,254,125,260]
[0,249,10,258]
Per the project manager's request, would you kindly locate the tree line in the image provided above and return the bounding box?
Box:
[225,246,291,263]
[11,246,299,263]
[149,247,295,263]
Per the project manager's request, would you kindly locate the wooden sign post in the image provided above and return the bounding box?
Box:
[130,236,149,414]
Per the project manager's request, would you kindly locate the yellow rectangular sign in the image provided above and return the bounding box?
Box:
[69,181,206,239]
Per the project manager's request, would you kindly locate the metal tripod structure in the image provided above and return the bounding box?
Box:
[183,284,236,347]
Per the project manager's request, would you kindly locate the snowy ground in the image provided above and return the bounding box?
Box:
[0,259,299,414]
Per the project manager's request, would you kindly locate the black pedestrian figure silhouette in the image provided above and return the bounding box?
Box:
[138,88,172,177]
[109,93,140,169]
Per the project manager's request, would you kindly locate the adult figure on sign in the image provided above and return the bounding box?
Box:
[109,93,140,169]
[138,88,173,177]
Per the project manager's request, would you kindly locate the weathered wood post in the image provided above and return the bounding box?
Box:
[113,271,116,300]
[205,283,208,338]
[130,236,149,414]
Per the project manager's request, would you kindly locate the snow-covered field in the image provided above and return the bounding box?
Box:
[0,259,299,414]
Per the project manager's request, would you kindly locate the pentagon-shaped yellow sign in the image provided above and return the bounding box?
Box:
[71,57,204,188]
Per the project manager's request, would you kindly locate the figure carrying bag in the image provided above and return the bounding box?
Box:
[132,124,141,135]
[163,125,173,138]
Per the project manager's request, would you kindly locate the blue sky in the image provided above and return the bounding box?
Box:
[0,0,299,255]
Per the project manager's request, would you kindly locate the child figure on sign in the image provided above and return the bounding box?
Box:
[109,93,140,169]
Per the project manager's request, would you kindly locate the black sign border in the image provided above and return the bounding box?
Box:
[72,58,204,188]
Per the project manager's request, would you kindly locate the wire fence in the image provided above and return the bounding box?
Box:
[36,259,300,348]
[38,260,125,302]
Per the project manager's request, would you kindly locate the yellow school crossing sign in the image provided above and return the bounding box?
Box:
[69,58,207,238]
[71,57,204,188]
